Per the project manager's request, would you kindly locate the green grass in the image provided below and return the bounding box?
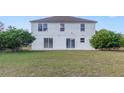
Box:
[0,50,124,77]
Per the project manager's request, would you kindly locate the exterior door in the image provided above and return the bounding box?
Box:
[44,38,53,48]
[66,38,75,48]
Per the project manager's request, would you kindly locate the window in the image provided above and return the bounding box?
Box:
[49,38,53,48]
[43,24,48,31]
[38,24,48,31]
[66,38,75,48]
[80,24,85,31]
[80,38,85,43]
[71,39,75,48]
[44,38,48,48]
[44,38,53,48]
[38,24,42,31]
[60,24,64,31]
[66,39,70,48]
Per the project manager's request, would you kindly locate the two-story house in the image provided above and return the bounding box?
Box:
[30,16,97,50]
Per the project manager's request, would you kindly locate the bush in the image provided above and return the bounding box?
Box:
[0,27,35,51]
[90,29,122,50]
[0,21,4,31]
[120,36,124,47]
[0,32,7,50]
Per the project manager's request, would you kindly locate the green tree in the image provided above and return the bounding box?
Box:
[0,21,4,31]
[90,29,122,50]
[5,27,35,51]
[0,32,7,50]
[120,35,124,47]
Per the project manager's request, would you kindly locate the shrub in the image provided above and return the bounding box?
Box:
[0,27,35,51]
[90,29,122,50]
[0,32,7,50]
[0,21,4,31]
[120,36,124,47]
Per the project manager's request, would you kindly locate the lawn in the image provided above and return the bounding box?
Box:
[0,50,124,77]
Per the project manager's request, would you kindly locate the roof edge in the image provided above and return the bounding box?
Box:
[30,16,97,23]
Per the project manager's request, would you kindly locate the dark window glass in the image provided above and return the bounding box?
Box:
[43,24,48,31]
[81,24,85,31]
[60,24,65,31]
[80,38,85,43]
[49,38,53,48]
[44,38,53,48]
[71,39,75,48]
[44,38,48,48]
[66,38,75,48]
[66,39,70,48]
[38,24,48,31]
[38,24,42,31]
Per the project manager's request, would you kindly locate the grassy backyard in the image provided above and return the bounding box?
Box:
[0,50,124,76]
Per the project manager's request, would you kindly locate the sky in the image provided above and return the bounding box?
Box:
[0,16,124,33]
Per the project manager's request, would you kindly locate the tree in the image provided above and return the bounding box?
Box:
[0,21,4,31]
[120,35,124,47]
[0,32,7,50]
[90,29,122,50]
[0,27,36,51]
[5,27,36,51]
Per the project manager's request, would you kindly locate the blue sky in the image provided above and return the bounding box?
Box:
[0,16,123,33]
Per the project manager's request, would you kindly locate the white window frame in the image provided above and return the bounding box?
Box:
[60,24,65,31]
[80,38,85,43]
[38,24,48,32]
[80,24,85,31]
[44,38,53,48]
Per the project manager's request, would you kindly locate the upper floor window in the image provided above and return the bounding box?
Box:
[60,24,64,31]
[38,24,48,31]
[38,24,42,31]
[80,24,85,31]
[43,24,48,31]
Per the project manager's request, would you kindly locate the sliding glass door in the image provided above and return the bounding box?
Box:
[44,38,53,48]
[66,38,75,48]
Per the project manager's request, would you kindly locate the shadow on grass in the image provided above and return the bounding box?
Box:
[97,49,124,53]
[109,50,124,53]
[1,49,124,54]
[0,50,49,54]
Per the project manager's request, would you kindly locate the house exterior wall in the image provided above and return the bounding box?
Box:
[31,23,96,50]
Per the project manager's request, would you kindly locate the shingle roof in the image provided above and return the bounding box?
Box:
[30,16,97,23]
